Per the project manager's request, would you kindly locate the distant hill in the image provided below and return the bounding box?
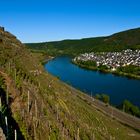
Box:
[26,28,140,56]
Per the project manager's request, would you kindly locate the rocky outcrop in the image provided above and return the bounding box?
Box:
[0,27,4,32]
[0,26,22,49]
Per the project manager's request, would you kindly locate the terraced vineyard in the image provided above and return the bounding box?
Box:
[0,27,140,139]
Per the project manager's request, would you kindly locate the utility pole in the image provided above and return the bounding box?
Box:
[91,91,92,98]
[111,107,113,118]
[123,103,125,112]
[91,91,95,101]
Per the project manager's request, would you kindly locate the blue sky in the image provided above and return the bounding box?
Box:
[0,0,140,43]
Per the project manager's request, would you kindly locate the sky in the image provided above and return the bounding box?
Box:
[0,0,140,43]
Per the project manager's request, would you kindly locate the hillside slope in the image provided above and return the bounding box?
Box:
[1,27,140,140]
[26,28,140,56]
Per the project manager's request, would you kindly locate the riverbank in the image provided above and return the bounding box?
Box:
[68,85,140,131]
[45,56,140,107]
[72,60,140,80]
[41,56,55,65]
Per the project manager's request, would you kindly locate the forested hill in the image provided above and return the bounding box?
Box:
[26,27,140,56]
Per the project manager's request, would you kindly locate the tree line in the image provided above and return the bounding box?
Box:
[95,93,140,118]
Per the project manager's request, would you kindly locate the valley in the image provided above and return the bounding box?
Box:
[0,27,140,139]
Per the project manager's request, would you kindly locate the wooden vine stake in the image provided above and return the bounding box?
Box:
[6,85,9,105]
[92,133,95,140]
[33,123,36,140]
[15,68,17,82]
[8,62,11,74]
[56,104,58,121]
[0,96,2,110]
[48,121,51,140]
[62,127,64,139]
[5,116,8,139]
[77,128,79,140]
[35,100,37,118]
[14,129,17,140]
[28,90,30,112]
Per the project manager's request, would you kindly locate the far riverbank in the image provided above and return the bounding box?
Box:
[72,60,140,80]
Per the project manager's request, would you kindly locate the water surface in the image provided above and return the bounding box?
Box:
[44,56,140,107]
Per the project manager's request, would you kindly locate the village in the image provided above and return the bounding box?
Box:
[74,49,140,70]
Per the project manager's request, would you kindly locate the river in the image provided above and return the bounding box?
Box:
[44,56,140,107]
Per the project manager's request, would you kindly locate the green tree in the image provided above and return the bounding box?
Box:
[101,94,110,104]
[95,94,101,100]
[123,100,140,117]
[123,100,132,113]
